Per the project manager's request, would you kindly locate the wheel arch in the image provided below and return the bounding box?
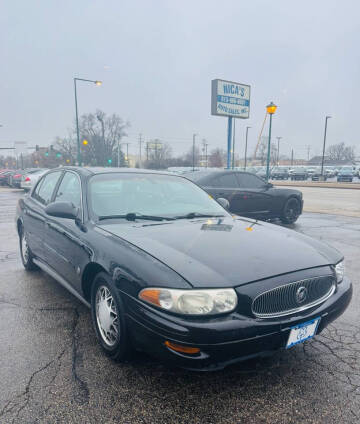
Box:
[16,217,24,236]
[81,262,108,303]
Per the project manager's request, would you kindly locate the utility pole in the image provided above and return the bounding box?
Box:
[138,133,143,168]
[202,139,209,168]
[192,133,197,171]
[146,142,149,162]
[291,149,294,166]
[306,145,311,161]
[276,136,282,166]
[321,116,331,179]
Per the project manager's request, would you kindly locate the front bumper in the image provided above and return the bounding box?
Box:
[124,277,352,370]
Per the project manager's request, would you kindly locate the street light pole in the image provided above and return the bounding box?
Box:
[73,77,102,166]
[276,136,282,166]
[265,102,277,181]
[244,126,251,170]
[320,116,331,178]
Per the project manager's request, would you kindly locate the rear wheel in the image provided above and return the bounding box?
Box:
[280,197,301,224]
[91,272,131,361]
[19,225,38,271]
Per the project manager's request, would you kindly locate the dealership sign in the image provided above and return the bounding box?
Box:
[211,79,250,119]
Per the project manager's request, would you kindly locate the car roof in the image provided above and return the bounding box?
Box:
[185,169,257,182]
[59,166,178,177]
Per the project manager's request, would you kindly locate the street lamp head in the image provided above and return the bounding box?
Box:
[95,80,102,86]
[326,115,332,119]
[266,102,277,115]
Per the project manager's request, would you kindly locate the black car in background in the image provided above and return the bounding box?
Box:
[337,168,353,182]
[311,168,326,181]
[186,170,303,224]
[271,167,289,180]
[15,167,352,370]
[290,167,308,181]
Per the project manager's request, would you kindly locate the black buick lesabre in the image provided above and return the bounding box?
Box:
[16,167,352,370]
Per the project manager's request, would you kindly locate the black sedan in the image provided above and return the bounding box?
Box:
[185,170,303,224]
[271,167,289,180]
[16,167,352,370]
[290,167,308,181]
[337,168,353,182]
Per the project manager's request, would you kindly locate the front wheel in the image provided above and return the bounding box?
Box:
[91,272,132,361]
[19,226,38,271]
[280,197,301,224]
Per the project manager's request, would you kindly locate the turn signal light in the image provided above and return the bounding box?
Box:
[164,341,200,355]
[139,288,161,306]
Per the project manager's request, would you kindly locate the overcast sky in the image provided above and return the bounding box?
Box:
[1,0,359,159]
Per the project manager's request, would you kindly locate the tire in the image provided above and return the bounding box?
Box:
[19,225,38,271]
[91,272,131,361]
[280,197,301,224]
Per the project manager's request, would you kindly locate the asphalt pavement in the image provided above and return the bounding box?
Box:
[0,188,359,424]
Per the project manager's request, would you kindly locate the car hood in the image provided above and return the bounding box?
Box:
[98,217,342,288]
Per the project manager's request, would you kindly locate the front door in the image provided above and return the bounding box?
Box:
[235,173,274,216]
[44,171,90,289]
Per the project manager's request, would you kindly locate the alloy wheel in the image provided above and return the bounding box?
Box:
[285,199,300,222]
[21,232,29,264]
[95,285,119,347]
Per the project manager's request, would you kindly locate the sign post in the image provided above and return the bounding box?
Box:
[211,79,250,169]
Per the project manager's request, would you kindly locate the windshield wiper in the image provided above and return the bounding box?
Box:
[173,213,226,220]
[98,213,175,222]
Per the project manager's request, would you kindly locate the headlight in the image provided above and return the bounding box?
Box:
[335,261,345,283]
[139,288,238,315]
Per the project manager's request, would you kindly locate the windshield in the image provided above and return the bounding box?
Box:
[89,173,228,220]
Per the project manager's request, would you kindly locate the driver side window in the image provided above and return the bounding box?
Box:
[54,172,81,210]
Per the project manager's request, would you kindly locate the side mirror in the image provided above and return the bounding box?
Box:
[265,182,273,189]
[217,197,230,209]
[45,201,78,219]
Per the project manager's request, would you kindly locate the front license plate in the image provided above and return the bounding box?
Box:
[286,317,321,349]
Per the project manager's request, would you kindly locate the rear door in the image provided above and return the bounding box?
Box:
[23,171,63,260]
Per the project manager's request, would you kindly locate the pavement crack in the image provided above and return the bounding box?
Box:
[70,307,90,405]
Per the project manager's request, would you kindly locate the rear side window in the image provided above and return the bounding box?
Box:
[212,173,239,188]
[237,173,265,188]
[33,171,62,205]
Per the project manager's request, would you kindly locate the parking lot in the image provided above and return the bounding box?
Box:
[0,187,358,423]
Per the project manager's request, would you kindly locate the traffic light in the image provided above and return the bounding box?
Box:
[45,152,49,157]
[56,153,62,158]
[107,159,112,164]
[82,139,88,146]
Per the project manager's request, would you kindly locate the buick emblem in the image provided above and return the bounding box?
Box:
[295,286,308,304]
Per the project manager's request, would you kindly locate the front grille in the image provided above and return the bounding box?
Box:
[252,275,336,318]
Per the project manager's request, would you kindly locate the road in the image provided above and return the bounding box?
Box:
[0,188,359,423]
[282,186,360,218]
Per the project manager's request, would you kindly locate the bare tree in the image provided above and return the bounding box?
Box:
[208,148,225,168]
[327,142,355,162]
[145,140,173,169]
[54,132,77,162]
[184,145,201,168]
[257,139,277,165]
[55,110,129,166]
